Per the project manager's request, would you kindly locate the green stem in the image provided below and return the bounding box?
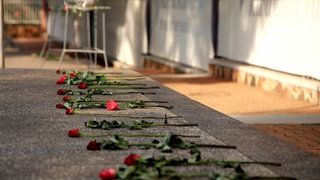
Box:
[127,143,235,149]
[81,133,199,138]
[88,85,159,89]
[195,143,236,149]
[61,89,156,96]
[143,105,173,109]
[73,100,168,103]
[248,176,297,180]
[185,160,281,167]
[172,173,296,180]
[172,172,208,178]
[100,83,147,86]
[113,92,156,95]
[74,111,182,119]
[149,123,198,127]
[93,73,147,78]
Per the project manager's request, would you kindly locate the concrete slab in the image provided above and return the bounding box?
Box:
[0,69,319,179]
[232,114,320,124]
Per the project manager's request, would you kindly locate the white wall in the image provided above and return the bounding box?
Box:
[218,0,320,80]
[98,0,148,68]
[149,0,214,71]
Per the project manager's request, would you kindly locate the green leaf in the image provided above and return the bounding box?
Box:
[188,148,202,163]
[117,166,136,179]
[96,75,107,85]
[82,71,88,79]
[99,135,130,150]
[85,120,100,128]
[63,102,71,108]
[101,121,111,130]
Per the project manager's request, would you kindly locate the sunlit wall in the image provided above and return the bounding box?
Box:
[98,0,148,68]
[218,0,320,80]
[149,0,214,71]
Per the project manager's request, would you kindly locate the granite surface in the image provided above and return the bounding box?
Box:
[0,69,319,179]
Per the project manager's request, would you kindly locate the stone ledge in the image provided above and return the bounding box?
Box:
[141,55,320,105]
[209,58,320,105]
[143,54,207,74]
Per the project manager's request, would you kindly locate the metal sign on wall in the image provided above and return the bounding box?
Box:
[149,0,214,71]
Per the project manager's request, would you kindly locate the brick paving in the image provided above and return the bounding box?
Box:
[252,124,320,157]
[6,37,320,158]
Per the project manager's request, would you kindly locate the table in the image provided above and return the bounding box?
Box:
[39,5,111,69]
[58,6,111,69]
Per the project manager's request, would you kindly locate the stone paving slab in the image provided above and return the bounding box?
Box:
[1,69,320,179]
[231,114,320,124]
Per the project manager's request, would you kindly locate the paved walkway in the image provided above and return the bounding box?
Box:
[4,37,320,158]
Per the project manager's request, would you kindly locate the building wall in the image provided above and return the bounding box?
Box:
[98,0,148,68]
[149,0,214,71]
[217,0,320,80]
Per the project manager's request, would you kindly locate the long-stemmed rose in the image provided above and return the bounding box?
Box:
[55,70,147,86]
[67,128,199,139]
[64,107,181,119]
[61,94,165,103]
[86,134,236,152]
[88,85,159,89]
[84,119,198,130]
[107,152,295,180]
[130,149,281,168]
[57,69,146,78]
[63,100,173,110]
[56,88,156,96]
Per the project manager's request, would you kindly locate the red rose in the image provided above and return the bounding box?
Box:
[123,154,140,165]
[106,100,118,111]
[99,168,117,180]
[56,75,67,84]
[68,128,80,137]
[56,69,62,74]
[69,72,77,77]
[87,140,101,151]
[57,89,67,95]
[77,82,87,89]
[62,96,71,102]
[66,108,74,115]
[63,6,68,11]
[55,103,64,109]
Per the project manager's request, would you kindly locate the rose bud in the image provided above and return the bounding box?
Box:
[77,82,88,89]
[56,75,67,84]
[68,128,80,137]
[106,100,118,111]
[57,89,67,95]
[69,72,77,77]
[62,96,71,102]
[99,168,117,180]
[124,154,140,165]
[66,108,74,115]
[55,103,64,109]
[87,140,101,151]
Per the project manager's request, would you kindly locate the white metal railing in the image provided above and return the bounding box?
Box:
[4,0,42,24]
